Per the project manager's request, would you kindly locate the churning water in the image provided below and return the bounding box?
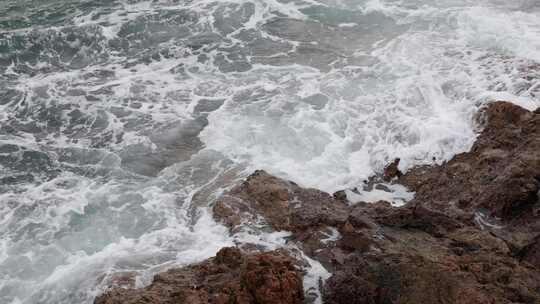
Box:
[1,0,539,303]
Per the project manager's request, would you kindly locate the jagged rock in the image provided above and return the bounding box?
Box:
[94,247,304,304]
[448,227,510,255]
[376,204,465,237]
[521,235,540,267]
[336,221,372,252]
[212,170,349,233]
[95,102,540,304]
[399,101,540,224]
[324,230,540,303]
[212,102,540,304]
[323,251,492,304]
[383,158,402,181]
[323,271,377,304]
[332,190,348,202]
[212,170,354,273]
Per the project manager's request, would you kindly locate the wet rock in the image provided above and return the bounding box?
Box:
[241,251,304,304]
[215,246,244,268]
[96,101,540,304]
[323,271,377,304]
[376,204,464,237]
[324,254,466,304]
[327,102,540,304]
[383,158,402,181]
[521,235,540,267]
[448,227,510,255]
[347,205,378,230]
[323,234,540,304]
[213,170,349,232]
[216,102,540,304]
[332,190,348,202]
[399,101,540,223]
[94,247,303,304]
[336,222,372,252]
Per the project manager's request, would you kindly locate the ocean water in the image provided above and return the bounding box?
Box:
[0,0,539,303]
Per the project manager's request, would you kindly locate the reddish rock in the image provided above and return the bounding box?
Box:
[213,170,350,233]
[94,247,304,304]
[399,102,540,224]
[215,246,244,267]
[96,101,540,304]
[323,271,377,304]
[213,102,540,304]
[241,252,304,304]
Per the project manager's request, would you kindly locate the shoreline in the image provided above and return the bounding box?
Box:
[96,101,540,304]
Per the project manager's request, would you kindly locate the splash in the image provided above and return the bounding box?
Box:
[0,0,539,303]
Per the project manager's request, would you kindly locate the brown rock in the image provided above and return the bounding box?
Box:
[383,158,402,181]
[213,170,349,233]
[215,246,244,267]
[521,235,540,267]
[212,198,243,228]
[376,204,463,237]
[323,271,377,304]
[337,222,372,252]
[399,101,540,225]
[110,102,540,304]
[332,190,348,202]
[448,227,510,255]
[242,252,304,304]
[94,247,304,304]
[320,102,540,304]
[324,254,466,304]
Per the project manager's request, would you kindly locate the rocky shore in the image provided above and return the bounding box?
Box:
[95,101,540,304]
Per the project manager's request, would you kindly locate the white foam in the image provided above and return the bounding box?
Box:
[302,253,332,304]
[457,6,540,62]
[347,184,415,207]
[320,227,341,244]
[200,0,540,194]
[2,1,540,303]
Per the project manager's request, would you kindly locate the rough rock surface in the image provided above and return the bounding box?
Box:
[212,102,540,304]
[94,247,304,304]
[383,158,402,181]
[384,102,540,245]
[96,101,540,304]
[213,171,350,232]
